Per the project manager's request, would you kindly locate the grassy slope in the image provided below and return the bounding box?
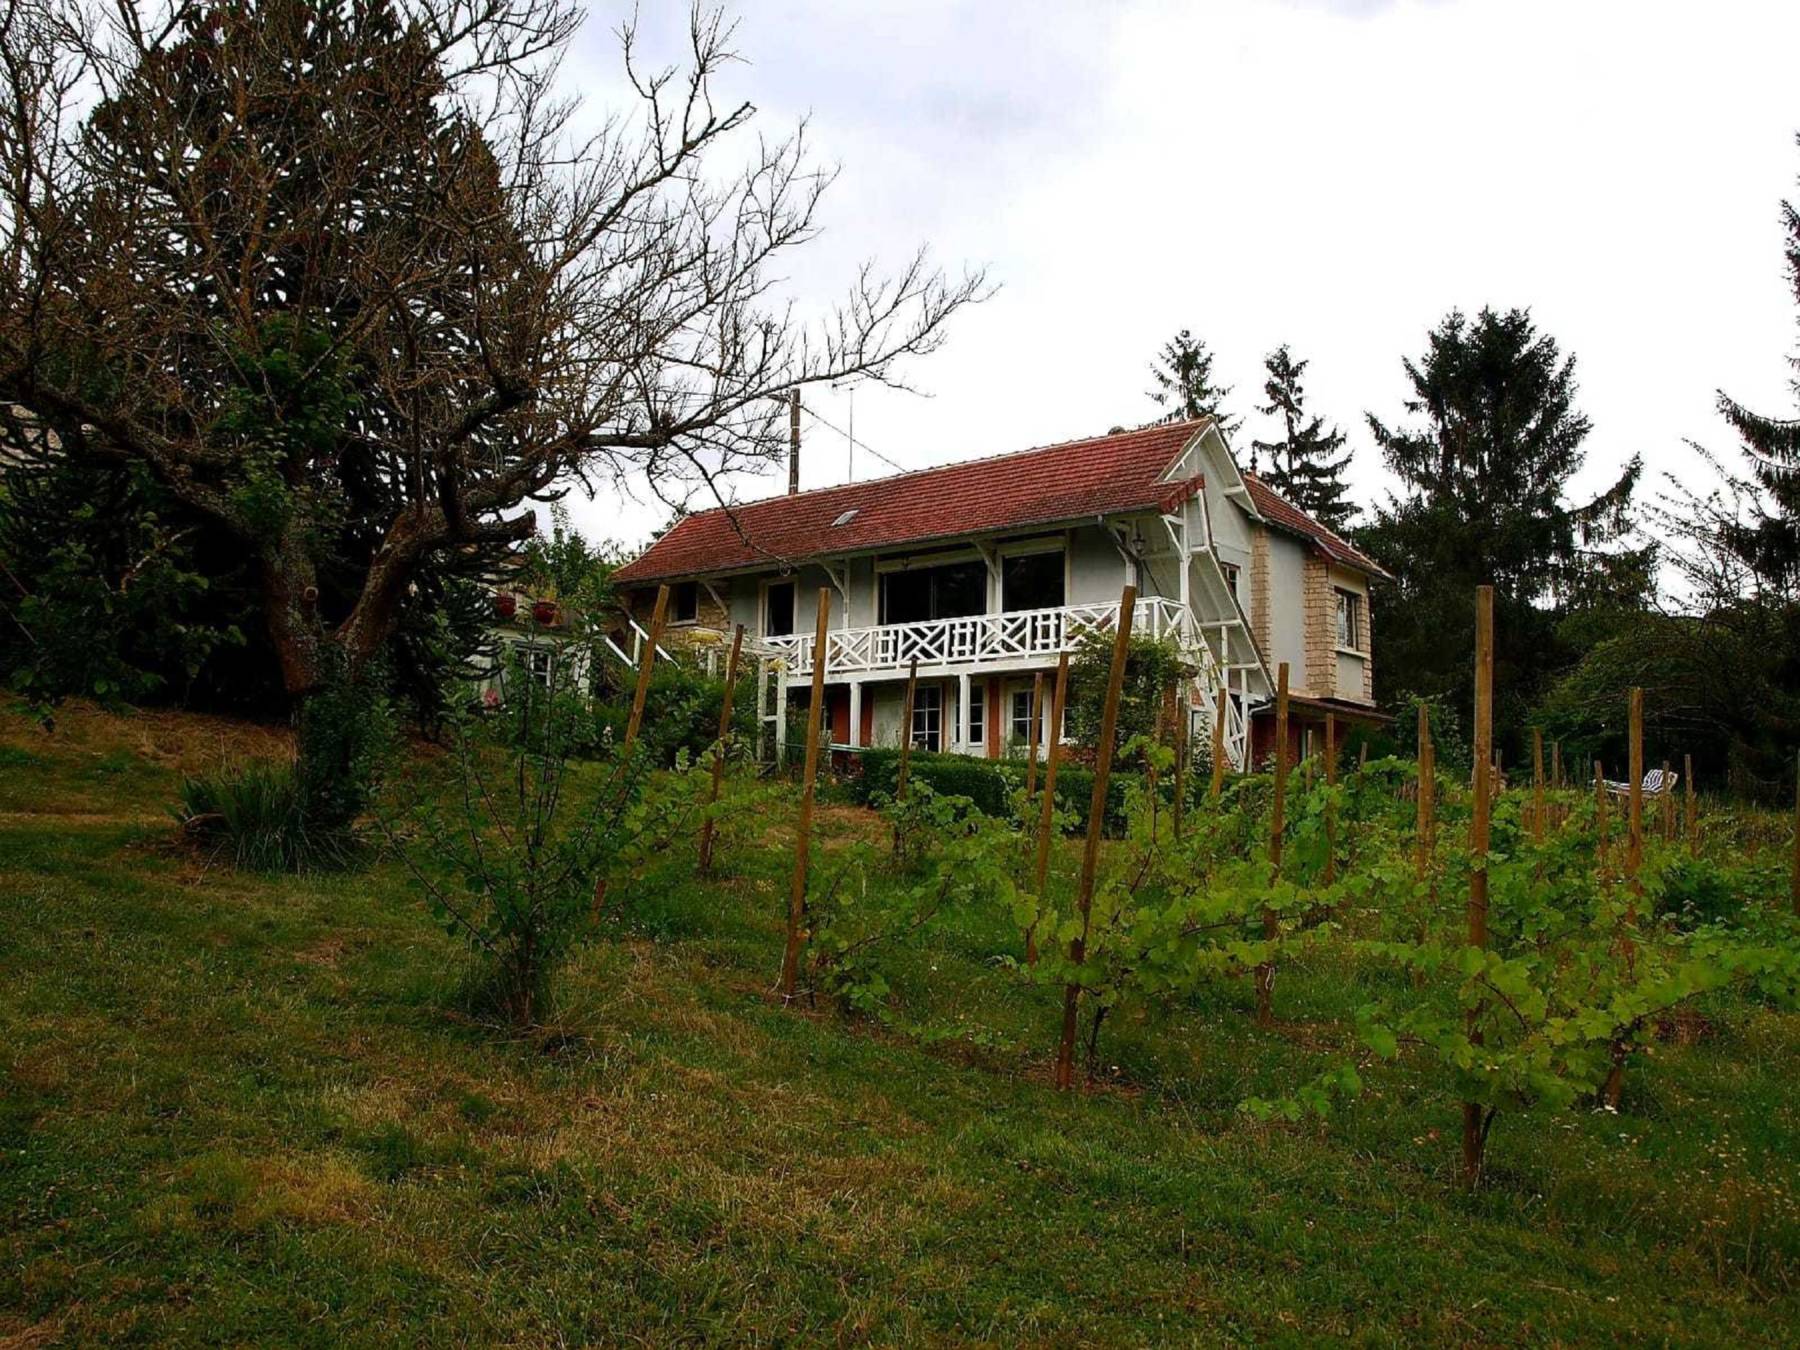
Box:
[2,705,1798,1346]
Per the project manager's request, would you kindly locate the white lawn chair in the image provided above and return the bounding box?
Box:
[1603,768,1676,800]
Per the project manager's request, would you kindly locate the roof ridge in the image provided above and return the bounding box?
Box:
[670,416,1213,521]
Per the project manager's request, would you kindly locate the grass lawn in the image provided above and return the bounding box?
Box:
[3,703,1798,1345]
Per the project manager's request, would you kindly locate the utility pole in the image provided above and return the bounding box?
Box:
[787,388,801,496]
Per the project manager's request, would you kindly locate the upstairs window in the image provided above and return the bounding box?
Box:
[671,581,699,624]
[1335,588,1363,651]
[1220,562,1241,600]
[880,559,986,624]
[764,581,796,637]
[1001,548,1065,613]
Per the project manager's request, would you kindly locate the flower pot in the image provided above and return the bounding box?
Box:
[531,599,559,626]
[493,592,517,619]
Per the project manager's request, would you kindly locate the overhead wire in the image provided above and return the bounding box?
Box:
[797,401,910,478]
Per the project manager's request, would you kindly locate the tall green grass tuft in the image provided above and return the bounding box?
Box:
[174,762,353,872]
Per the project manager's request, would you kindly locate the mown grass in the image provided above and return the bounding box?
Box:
[3,702,1799,1345]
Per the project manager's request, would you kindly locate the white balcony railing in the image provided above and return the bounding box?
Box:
[756,598,1192,679]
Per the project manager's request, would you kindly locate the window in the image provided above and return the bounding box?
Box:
[880,559,987,624]
[911,685,943,751]
[671,581,699,624]
[1011,689,1036,747]
[1001,548,1064,612]
[968,682,985,745]
[1220,562,1241,599]
[1335,588,1363,650]
[764,581,796,637]
[513,643,554,690]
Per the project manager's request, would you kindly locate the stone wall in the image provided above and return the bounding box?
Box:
[1302,554,1334,699]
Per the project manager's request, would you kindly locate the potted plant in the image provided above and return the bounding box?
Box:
[531,597,559,626]
[493,591,518,619]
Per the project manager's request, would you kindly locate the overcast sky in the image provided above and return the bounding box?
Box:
[559,0,1800,554]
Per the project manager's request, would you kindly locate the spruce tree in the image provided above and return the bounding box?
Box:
[1713,175,1800,599]
[1148,329,1239,434]
[1358,307,1650,757]
[1249,345,1355,530]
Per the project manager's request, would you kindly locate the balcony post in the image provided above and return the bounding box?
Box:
[774,661,790,767]
[847,680,862,749]
[957,671,972,752]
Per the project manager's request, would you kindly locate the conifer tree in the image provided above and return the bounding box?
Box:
[1148,329,1239,435]
[1249,345,1355,530]
[1359,308,1650,756]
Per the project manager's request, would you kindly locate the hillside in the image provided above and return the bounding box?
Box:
[2,703,1798,1346]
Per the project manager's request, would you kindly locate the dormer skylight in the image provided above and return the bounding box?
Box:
[831,509,860,527]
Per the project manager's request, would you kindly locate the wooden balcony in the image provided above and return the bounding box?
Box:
[755,598,1192,680]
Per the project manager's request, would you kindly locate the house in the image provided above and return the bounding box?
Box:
[609,417,1388,770]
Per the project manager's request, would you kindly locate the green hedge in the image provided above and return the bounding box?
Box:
[850,748,1169,833]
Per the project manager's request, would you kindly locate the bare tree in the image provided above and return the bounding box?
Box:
[0,0,982,720]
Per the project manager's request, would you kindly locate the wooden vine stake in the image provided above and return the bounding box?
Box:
[892,657,919,862]
[1603,687,1646,1110]
[1594,760,1610,873]
[1026,652,1071,966]
[1684,752,1698,857]
[1209,685,1227,802]
[1323,713,1338,888]
[777,589,832,1002]
[593,584,670,919]
[1462,584,1495,1188]
[1531,728,1546,844]
[623,585,671,755]
[696,624,745,876]
[1661,758,1675,843]
[1255,662,1290,1029]
[1414,701,1435,881]
[1171,681,1188,840]
[1055,590,1135,1089]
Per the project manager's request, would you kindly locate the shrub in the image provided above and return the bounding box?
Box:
[850,747,1156,833]
[175,762,351,872]
[1063,629,1188,764]
[581,660,755,766]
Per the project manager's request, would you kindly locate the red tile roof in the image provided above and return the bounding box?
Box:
[612,420,1210,584]
[1242,473,1389,579]
[611,417,1386,584]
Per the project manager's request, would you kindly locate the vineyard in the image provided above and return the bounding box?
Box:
[6,582,1800,1341]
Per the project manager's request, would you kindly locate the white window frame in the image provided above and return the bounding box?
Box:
[911,685,943,752]
[1010,689,1035,747]
[511,641,555,690]
[1335,587,1364,653]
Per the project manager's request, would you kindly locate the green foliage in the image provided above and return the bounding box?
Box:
[381,655,694,1026]
[294,657,392,838]
[586,658,757,767]
[1249,343,1354,531]
[852,747,1146,834]
[1358,307,1653,761]
[0,458,246,709]
[1063,629,1188,765]
[1147,328,1239,435]
[811,784,1018,1017]
[175,762,348,872]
